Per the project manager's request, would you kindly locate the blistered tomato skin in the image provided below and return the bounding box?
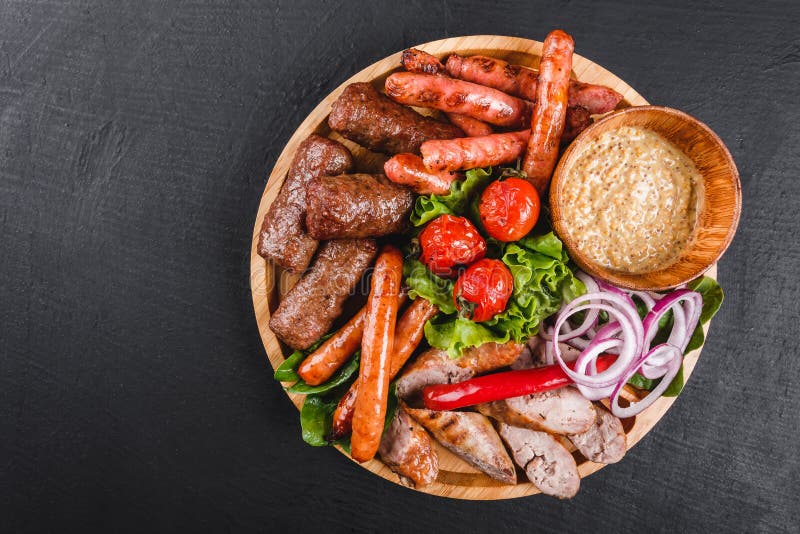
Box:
[479,178,541,242]
[453,258,514,322]
[419,214,487,277]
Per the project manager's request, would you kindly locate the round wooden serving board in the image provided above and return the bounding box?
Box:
[250,35,717,500]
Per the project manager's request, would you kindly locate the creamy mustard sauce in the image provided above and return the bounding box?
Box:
[561,126,703,274]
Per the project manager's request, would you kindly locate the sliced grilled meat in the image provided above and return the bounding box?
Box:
[497,422,580,499]
[406,407,516,485]
[477,387,596,434]
[328,82,463,155]
[567,403,627,464]
[268,239,377,350]
[378,407,438,487]
[395,342,524,403]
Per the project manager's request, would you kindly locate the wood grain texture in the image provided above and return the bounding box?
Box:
[2,1,799,531]
[250,35,719,499]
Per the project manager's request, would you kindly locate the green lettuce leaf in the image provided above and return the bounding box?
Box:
[403,258,456,314]
[410,167,493,226]
[286,351,361,394]
[411,232,585,358]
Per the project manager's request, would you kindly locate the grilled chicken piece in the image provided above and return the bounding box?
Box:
[405,407,517,485]
[497,422,580,499]
[567,403,627,464]
[378,407,438,487]
[477,387,596,434]
[396,342,524,402]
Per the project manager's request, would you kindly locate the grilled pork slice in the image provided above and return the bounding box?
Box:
[395,342,524,402]
[497,423,580,499]
[378,407,438,487]
[405,407,516,485]
[477,388,596,434]
[511,336,582,370]
[567,403,627,464]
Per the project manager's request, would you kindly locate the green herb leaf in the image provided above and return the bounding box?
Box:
[287,351,361,394]
[410,167,493,226]
[383,382,399,433]
[273,350,306,382]
[662,364,685,397]
[300,395,339,447]
[684,324,705,354]
[688,276,724,324]
[403,258,456,314]
[628,372,657,390]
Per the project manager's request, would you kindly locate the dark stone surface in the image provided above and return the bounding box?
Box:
[1,1,798,532]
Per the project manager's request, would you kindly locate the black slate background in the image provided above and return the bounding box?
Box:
[1,1,798,532]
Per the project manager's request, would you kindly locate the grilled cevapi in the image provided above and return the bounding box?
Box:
[269,239,377,350]
[328,82,463,155]
[305,173,414,239]
[257,134,353,272]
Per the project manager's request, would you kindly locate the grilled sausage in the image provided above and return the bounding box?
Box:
[497,422,580,498]
[268,239,377,350]
[523,30,575,194]
[445,53,623,115]
[385,72,533,129]
[378,406,439,487]
[328,82,463,155]
[401,48,494,137]
[406,407,516,485]
[567,403,627,464]
[384,153,461,195]
[305,173,414,239]
[331,298,439,440]
[395,342,524,403]
[446,112,494,137]
[257,134,353,272]
[297,305,367,385]
[476,387,596,435]
[562,105,592,144]
[351,245,404,463]
[420,130,530,172]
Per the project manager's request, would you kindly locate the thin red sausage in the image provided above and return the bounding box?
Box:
[330,298,439,441]
[384,154,461,195]
[385,72,532,128]
[522,30,574,194]
[420,130,531,172]
[445,53,622,115]
[297,306,366,386]
[446,113,494,137]
[351,245,404,463]
[401,49,495,137]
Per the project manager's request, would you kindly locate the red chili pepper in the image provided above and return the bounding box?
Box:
[421,354,617,411]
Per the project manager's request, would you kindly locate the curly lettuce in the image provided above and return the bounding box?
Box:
[411,232,585,358]
[410,167,493,226]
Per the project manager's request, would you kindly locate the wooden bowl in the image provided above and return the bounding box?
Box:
[550,106,741,290]
[250,36,719,499]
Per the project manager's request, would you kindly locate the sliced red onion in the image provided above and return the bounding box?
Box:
[610,344,682,418]
[545,272,704,418]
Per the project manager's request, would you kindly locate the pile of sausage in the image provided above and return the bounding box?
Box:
[257,29,626,497]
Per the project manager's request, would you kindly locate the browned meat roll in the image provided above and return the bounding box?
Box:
[567,403,627,464]
[257,134,353,273]
[268,239,377,350]
[328,82,463,155]
[305,173,414,239]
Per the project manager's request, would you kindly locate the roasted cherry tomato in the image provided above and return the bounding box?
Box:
[453,258,513,322]
[419,214,486,277]
[478,177,540,242]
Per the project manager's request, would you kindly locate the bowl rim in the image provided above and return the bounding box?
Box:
[549,105,742,291]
